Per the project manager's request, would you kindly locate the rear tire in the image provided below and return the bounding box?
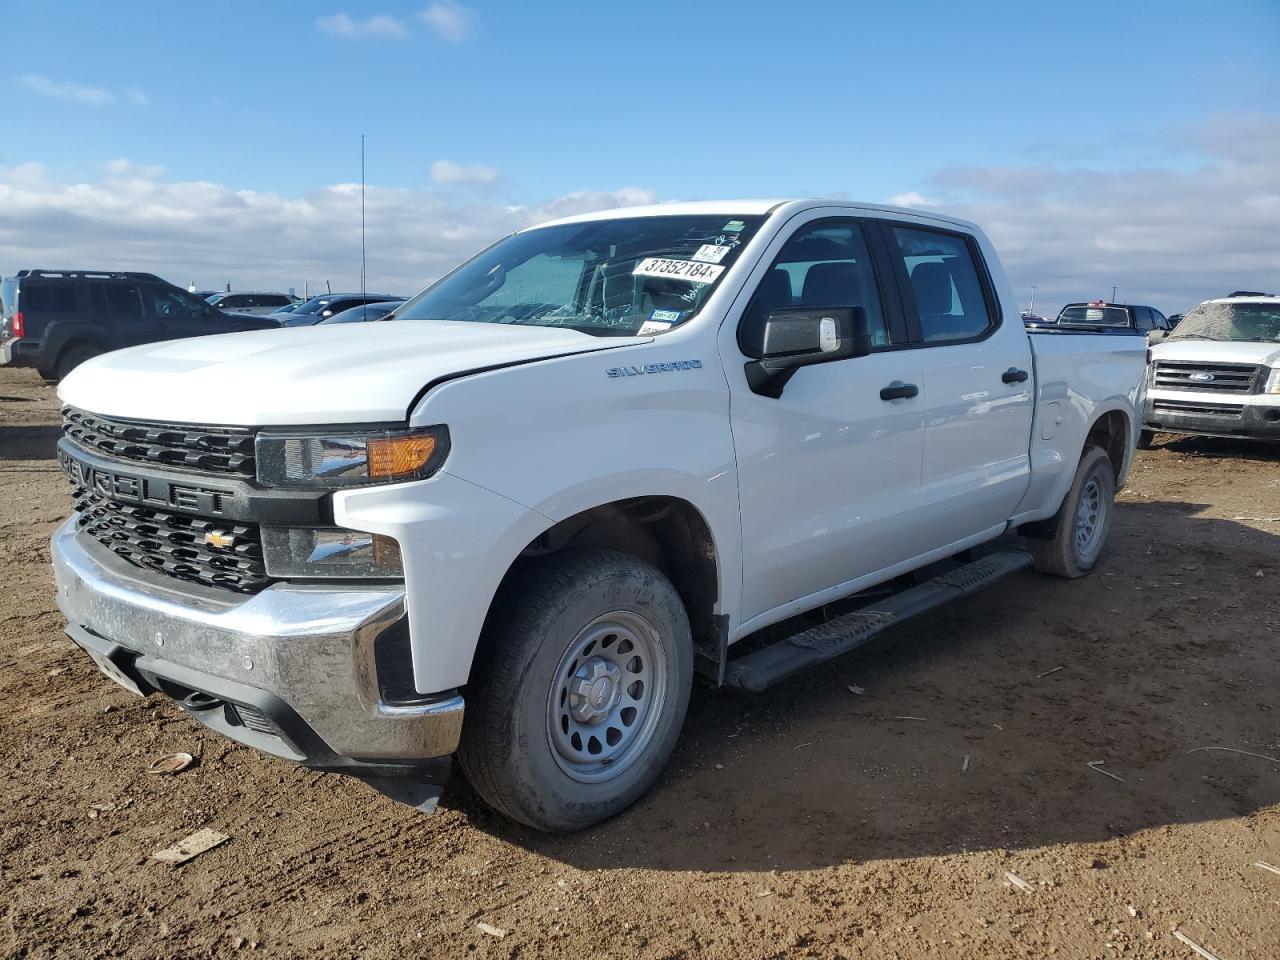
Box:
[459,549,693,832]
[53,343,102,381]
[1030,445,1115,579]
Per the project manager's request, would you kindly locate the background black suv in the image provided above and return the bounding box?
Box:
[1055,301,1173,334]
[0,270,280,380]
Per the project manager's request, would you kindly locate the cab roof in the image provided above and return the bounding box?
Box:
[530,198,981,234]
[1203,294,1280,304]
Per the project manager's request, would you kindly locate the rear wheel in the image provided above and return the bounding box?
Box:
[53,343,102,381]
[459,549,693,832]
[1029,445,1115,578]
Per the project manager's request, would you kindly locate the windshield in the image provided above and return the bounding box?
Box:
[1168,302,1280,342]
[393,214,766,336]
[204,294,222,304]
[1058,305,1129,326]
[292,297,335,316]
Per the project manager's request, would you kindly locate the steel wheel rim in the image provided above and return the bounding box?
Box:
[1074,474,1106,562]
[546,611,667,784]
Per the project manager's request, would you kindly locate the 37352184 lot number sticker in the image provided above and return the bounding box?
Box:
[632,258,725,285]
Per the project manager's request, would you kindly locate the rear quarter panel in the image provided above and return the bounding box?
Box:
[1011,331,1146,525]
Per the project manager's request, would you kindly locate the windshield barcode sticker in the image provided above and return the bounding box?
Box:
[633,258,725,285]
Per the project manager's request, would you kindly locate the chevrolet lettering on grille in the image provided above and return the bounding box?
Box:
[57,448,227,516]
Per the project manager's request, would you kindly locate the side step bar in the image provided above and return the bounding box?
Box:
[725,549,1033,692]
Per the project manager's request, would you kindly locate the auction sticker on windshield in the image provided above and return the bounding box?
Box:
[633,258,725,285]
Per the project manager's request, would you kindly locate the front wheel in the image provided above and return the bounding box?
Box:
[1029,445,1116,579]
[1137,429,1156,449]
[458,549,693,832]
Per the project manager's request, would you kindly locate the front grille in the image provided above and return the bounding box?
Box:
[1152,361,1262,394]
[72,488,270,592]
[62,407,256,477]
[1151,398,1244,420]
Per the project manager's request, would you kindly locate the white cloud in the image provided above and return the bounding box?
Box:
[887,115,1280,314]
[418,1,471,42]
[19,74,113,107]
[0,160,655,295]
[884,191,938,208]
[429,159,499,185]
[126,87,150,107]
[315,12,409,40]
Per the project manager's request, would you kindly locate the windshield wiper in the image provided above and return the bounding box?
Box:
[1169,333,1222,341]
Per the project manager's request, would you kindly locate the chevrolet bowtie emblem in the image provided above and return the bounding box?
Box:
[204,530,236,550]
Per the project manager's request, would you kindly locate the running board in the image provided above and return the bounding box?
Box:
[724,549,1033,692]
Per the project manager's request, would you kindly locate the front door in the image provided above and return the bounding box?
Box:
[725,216,927,629]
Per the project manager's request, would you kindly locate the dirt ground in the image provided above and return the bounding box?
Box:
[2,364,1278,960]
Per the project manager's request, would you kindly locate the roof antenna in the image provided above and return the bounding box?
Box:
[361,133,367,300]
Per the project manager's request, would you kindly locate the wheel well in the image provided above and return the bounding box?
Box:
[1020,409,1130,541]
[1085,409,1128,482]
[44,338,105,377]
[504,497,719,649]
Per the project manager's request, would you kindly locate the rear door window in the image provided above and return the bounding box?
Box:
[104,284,144,320]
[889,227,995,343]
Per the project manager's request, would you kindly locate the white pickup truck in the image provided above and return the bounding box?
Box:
[52,200,1146,831]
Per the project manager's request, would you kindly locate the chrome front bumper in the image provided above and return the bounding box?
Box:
[51,519,464,771]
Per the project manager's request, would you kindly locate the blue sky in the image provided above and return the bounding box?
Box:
[2,0,1278,310]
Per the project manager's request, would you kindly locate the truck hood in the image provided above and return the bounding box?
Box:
[58,321,624,425]
[1153,338,1280,367]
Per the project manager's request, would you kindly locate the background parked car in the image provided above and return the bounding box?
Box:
[1056,300,1173,336]
[0,269,279,380]
[281,293,404,326]
[318,301,401,324]
[205,292,296,316]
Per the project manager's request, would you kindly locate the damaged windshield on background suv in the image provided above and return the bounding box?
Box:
[390,214,766,336]
[1169,302,1280,342]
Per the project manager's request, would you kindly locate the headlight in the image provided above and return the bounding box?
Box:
[256,426,449,488]
[261,526,403,578]
[1266,367,1280,395]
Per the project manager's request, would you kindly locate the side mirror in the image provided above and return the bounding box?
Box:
[745,306,872,398]
[1147,329,1168,344]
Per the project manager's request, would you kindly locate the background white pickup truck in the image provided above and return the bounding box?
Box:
[52,199,1146,831]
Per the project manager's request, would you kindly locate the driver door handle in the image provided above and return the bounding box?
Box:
[879,381,919,401]
[1002,367,1029,383]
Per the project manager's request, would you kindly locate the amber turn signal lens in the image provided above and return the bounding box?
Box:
[367,434,437,479]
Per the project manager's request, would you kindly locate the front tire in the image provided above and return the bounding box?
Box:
[1137,429,1156,449]
[1029,445,1116,579]
[459,549,693,832]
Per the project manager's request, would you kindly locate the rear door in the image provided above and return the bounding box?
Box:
[881,222,1034,551]
[86,280,157,348]
[725,213,928,627]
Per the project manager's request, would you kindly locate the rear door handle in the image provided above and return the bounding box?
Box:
[1002,367,1029,383]
[879,381,919,401]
